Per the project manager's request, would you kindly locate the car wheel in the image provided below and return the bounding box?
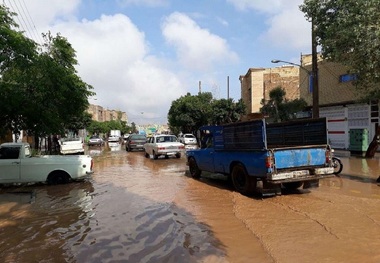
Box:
[145,151,149,158]
[175,153,181,158]
[231,164,256,196]
[188,158,201,179]
[47,171,70,185]
[153,151,158,160]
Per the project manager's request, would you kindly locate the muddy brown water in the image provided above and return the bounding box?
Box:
[1,144,380,262]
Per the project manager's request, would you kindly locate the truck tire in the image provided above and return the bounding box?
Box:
[47,171,70,185]
[189,158,202,179]
[175,153,181,158]
[231,164,256,196]
[153,151,158,160]
[145,151,150,158]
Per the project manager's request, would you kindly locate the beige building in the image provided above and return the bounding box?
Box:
[240,54,380,150]
[87,104,128,123]
[239,66,300,115]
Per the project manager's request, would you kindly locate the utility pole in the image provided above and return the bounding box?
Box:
[227,76,230,100]
[311,18,319,119]
[198,81,201,94]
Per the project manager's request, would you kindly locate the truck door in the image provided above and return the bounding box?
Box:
[197,134,215,172]
[0,147,21,183]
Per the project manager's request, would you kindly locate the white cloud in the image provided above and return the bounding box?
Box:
[261,8,311,51]
[227,0,311,52]
[161,12,239,72]
[49,13,185,124]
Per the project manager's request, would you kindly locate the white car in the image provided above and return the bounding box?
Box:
[179,133,198,150]
[144,135,185,159]
[0,142,93,185]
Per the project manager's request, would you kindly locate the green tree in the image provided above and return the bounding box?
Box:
[0,4,94,145]
[300,0,380,157]
[211,98,246,125]
[260,87,307,123]
[300,0,380,98]
[0,4,38,139]
[168,92,246,134]
[168,92,213,134]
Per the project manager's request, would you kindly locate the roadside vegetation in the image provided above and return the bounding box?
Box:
[0,5,94,146]
[260,87,308,123]
[167,92,246,135]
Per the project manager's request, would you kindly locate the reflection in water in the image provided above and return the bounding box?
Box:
[107,142,122,152]
[0,148,225,262]
[320,155,380,198]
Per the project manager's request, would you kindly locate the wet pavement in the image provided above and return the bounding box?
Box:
[1,144,380,262]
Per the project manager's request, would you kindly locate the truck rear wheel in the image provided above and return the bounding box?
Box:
[232,164,256,196]
[189,158,201,178]
[47,171,70,185]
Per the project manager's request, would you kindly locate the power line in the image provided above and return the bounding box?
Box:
[4,0,43,45]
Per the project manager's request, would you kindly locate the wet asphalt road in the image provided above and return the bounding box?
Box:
[1,143,380,263]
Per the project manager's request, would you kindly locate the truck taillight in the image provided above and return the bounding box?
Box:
[265,156,273,168]
[179,145,185,150]
[326,149,331,163]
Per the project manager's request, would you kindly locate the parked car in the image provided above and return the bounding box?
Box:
[88,135,103,146]
[179,133,198,150]
[126,134,147,151]
[144,135,185,159]
[0,142,93,185]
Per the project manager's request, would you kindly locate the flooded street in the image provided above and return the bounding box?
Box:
[1,145,380,263]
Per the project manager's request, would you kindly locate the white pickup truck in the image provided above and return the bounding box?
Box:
[0,142,94,185]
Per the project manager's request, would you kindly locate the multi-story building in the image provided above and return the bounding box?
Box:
[87,104,128,123]
[239,66,300,115]
[240,54,380,150]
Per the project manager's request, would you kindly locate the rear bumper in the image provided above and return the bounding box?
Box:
[267,167,335,183]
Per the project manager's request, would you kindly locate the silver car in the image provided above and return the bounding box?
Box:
[88,136,103,146]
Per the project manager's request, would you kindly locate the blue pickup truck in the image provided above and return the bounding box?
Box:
[186,118,335,196]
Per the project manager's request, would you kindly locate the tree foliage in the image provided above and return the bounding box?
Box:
[167,92,246,134]
[300,0,380,99]
[260,87,307,123]
[0,4,94,141]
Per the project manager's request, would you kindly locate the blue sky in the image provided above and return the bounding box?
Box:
[5,0,312,125]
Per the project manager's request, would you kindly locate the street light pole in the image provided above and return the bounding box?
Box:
[311,18,319,118]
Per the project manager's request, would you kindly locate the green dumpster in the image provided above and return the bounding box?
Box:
[349,128,369,152]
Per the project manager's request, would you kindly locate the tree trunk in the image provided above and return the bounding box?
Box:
[365,126,380,158]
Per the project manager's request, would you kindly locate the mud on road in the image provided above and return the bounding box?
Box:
[1,144,380,263]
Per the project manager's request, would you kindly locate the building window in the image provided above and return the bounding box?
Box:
[339,74,357,83]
